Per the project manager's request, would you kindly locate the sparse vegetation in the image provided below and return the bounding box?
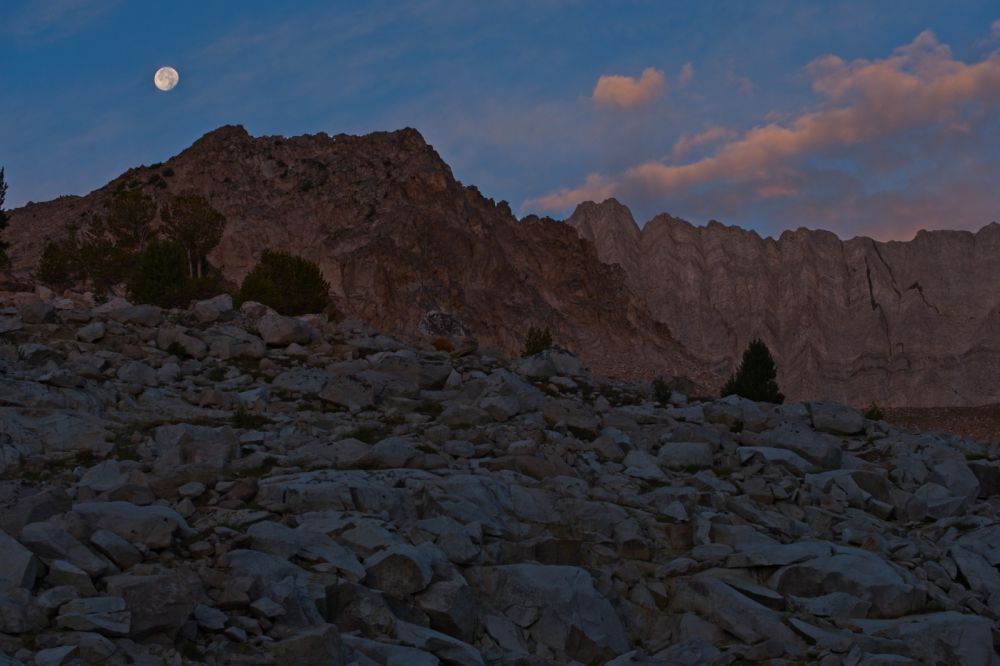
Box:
[35,189,226,307]
[864,402,884,421]
[651,377,671,405]
[721,338,784,404]
[232,408,271,429]
[236,250,330,316]
[38,232,81,286]
[165,341,190,360]
[162,194,226,278]
[347,425,389,444]
[126,238,192,308]
[0,166,9,264]
[522,326,553,357]
[105,189,157,253]
[206,366,227,382]
[79,216,134,292]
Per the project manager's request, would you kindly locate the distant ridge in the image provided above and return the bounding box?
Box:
[568,198,1000,407]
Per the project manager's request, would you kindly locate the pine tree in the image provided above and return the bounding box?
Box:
[75,214,134,291]
[104,189,157,253]
[0,167,10,264]
[521,326,553,357]
[721,338,784,403]
[161,195,225,278]
[236,250,330,316]
[126,238,191,308]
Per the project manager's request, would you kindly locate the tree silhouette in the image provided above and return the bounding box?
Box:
[0,167,9,264]
[127,238,191,308]
[237,251,330,316]
[105,189,157,253]
[521,326,553,357]
[162,195,226,278]
[721,338,784,403]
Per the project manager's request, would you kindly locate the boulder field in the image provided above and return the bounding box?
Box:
[0,288,998,664]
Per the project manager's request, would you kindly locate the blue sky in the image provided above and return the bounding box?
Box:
[2,1,999,239]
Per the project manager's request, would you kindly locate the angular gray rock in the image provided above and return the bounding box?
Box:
[0,529,38,590]
[256,314,315,346]
[72,501,193,549]
[470,563,629,663]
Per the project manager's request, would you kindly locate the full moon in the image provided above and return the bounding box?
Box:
[154,66,179,91]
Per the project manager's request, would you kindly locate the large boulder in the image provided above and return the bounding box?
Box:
[271,624,346,666]
[203,325,266,359]
[809,401,866,435]
[669,575,802,649]
[770,547,926,618]
[193,294,233,322]
[72,501,193,550]
[854,612,994,666]
[369,352,452,390]
[514,349,586,379]
[256,314,315,346]
[759,422,842,469]
[104,570,204,639]
[469,563,628,663]
[364,544,435,596]
[318,375,375,412]
[56,596,130,636]
[0,529,38,591]
[153,423,236,471]
[116,361,158,387]
[19,520,109,577]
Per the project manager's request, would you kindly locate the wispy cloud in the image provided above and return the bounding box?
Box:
[670,125,732,159]
[592,67,666,108]
[529,30,1000,239]
[6,0,120,41]
[677,62,694,87]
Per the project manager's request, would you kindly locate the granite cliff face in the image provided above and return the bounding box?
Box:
[7,127,997,406]
[568,200,1000,407]
[3,126,703,386]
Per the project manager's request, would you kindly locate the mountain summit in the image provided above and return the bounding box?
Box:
[3,126,703,386]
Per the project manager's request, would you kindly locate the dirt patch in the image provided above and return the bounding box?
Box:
[884,404,1000,443]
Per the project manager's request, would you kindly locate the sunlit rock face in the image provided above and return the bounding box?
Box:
[568,199,1000,407]
[3,126,705,388]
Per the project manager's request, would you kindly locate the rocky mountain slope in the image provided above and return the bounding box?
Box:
[568,199,1000,408]
[0,287,999,664]
[2,126,704,387]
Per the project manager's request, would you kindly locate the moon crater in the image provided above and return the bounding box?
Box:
[154,66,179,91]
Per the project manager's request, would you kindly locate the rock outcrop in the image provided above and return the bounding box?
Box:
[0,286,998,664]
[2,126,703,387]
[568,199,1000,407]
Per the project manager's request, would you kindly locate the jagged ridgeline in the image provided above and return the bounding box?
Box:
[4,126,702,391]
[568,198,1000,407]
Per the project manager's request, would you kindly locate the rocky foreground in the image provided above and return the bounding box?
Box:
[0,290,999,666]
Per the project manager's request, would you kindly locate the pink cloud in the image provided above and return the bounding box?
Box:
[526,173,616,211]
[670,125,733,159]
[993,19,1000,38]
[592,67,666,108]
[534,31,1000,223]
